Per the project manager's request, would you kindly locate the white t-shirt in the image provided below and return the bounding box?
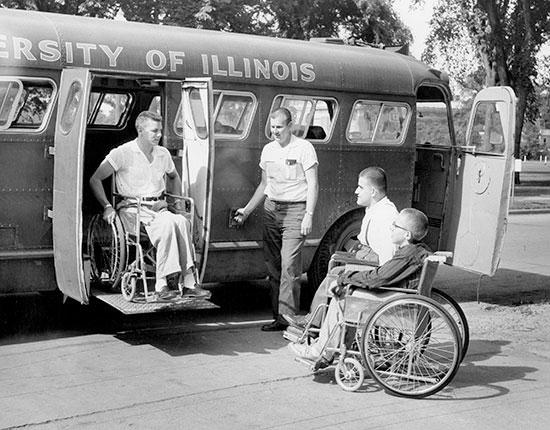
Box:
[106,139,176,198]
[358,196,399,264]
[259,134,318,202]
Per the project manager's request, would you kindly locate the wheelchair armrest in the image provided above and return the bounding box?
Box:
[164,193,195,215]
[432,251,453,265]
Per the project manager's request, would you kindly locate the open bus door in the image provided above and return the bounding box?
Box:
[180,78,215,282]
[445,86,516,276]
[53,68,92,303]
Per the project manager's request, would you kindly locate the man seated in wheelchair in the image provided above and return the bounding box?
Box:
[284,166,398,329]
[288,208,430,362]
[89,110,210,300]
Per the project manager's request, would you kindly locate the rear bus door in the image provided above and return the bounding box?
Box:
[180,78,214,282]
[445,86,516,275]
[53,68,92,303]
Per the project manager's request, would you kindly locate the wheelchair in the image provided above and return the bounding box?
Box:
[285,252,469,398]
[87,192,196,303]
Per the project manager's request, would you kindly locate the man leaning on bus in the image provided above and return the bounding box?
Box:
[89,110,210,300]
[235,107,319,331]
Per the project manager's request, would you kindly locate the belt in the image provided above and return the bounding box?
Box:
[142,196,163,201]
[270,200,306,204]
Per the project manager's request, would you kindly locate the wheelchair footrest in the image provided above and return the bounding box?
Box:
[283,330,301,343]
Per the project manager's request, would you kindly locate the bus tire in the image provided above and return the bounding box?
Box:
[306,211,363,294]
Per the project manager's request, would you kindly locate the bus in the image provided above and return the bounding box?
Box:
[0,9,516,314]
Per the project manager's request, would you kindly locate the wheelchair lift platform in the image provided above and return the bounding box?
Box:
[91,287,219,315]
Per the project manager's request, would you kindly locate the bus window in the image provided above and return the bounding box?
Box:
[347,101,410,144]
[213,91,256,138]
[469,101,506,154]
[87,92,132,127]
[0,79,23,129]
[267,95,337,142]
[0,78,55,132]
[416,101,452,146]
[174,90,256,139]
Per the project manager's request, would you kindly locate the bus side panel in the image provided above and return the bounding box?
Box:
[0,68,59,294]
[203,88,416,283]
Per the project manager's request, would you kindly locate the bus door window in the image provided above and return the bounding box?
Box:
[346,100,410,145]
[267,95,338,143]
[469,103,505,154]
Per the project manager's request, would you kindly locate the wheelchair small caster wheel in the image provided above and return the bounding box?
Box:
[121,272,137,302]
[335,357,364,392]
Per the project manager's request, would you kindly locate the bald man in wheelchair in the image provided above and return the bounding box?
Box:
[288,208,431,362]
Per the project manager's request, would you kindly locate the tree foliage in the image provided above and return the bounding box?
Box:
[1,0,412,46]
[0,0,119,17]
[421,0,550,162]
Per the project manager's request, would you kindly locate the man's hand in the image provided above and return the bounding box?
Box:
[151,200,168,212]
[103,206,116,224]
[301,213,313,236]
[234,208,249,225]
[330,282,346,298]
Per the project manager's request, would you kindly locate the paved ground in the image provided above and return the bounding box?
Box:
[1,212,549,430]
[1,161,549,430]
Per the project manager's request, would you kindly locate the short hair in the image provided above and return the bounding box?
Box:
[270,107,292,125]
[135,110,162,132]
[401,208,429,242]
[358,166,387,194]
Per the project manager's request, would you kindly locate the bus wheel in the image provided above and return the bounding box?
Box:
[306,211,363,293]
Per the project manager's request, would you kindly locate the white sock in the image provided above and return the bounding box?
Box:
[155,277,167,292]
[182,269,196,288]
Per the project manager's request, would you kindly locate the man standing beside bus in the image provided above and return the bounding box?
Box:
[235,107,319,331]
[89,110,210,300]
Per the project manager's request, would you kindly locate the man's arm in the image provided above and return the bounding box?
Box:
[89,160,116,223]
[337,256,409,289]
[166,169,183,196]
[301,164,318,236]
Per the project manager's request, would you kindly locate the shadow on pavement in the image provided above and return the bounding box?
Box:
[433,268,550,307]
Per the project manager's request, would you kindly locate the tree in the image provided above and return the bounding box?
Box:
[420,0,550,181]
[0,0,119,17]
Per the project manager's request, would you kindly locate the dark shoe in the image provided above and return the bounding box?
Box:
[182,285,212,300]
[313,356,333,371]
[261,320,288,331]
[282,313,309,329]
[153,287,177,300]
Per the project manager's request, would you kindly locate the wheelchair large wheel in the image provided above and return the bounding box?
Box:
[87,214,126,290]
[361,295,461,398]
[335,357,365,392]
[431,288,470,361]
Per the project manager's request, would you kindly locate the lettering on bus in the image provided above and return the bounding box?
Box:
[0,35,317,83]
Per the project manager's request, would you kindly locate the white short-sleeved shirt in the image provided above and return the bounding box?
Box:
[259,134,318,202]
[106,139,176,198]
[358,196,399,264]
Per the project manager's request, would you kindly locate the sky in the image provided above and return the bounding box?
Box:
[393,0,434,58]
